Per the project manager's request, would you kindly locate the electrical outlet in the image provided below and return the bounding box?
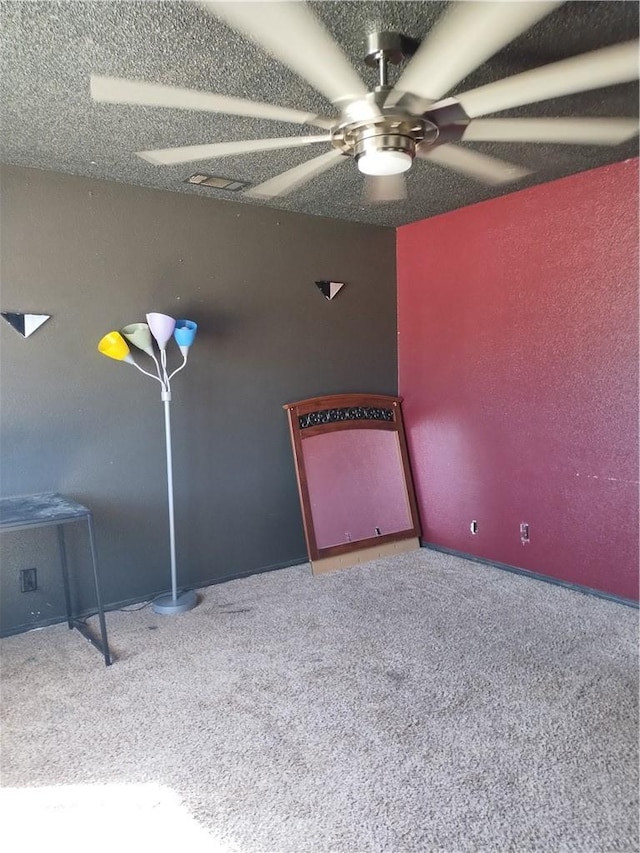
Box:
[20,567,37,592]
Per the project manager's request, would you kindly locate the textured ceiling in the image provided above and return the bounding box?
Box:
[0,1,638,227]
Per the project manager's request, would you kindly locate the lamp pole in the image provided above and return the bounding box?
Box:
[151,386,197,615]
[150,352,198,615]
[163,391,177,601]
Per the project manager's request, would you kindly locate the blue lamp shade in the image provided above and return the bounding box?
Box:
[174,320,197,348]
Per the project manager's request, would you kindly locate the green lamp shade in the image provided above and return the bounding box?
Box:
[98,331,131,361]
[121,322,154,355]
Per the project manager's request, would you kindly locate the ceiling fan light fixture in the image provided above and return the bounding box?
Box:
[357,149,413,176]
[346,122,422,176]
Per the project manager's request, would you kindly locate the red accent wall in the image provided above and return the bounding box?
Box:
[397,160,639,601]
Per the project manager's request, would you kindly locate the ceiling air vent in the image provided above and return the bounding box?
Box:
[184,173,249,191]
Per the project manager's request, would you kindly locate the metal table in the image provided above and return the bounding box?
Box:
[0,492,112,665]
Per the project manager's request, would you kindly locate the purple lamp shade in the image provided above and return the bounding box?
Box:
[146,312,176,350]
[174,320,197,348]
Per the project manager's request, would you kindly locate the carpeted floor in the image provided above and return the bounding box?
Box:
[1,549,638,853]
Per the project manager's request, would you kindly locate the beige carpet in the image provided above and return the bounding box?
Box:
[1,549,638,853]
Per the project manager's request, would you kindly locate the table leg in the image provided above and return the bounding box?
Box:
[56,524,74,630]
[86,514,112,666]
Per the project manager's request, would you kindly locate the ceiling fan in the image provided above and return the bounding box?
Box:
[90,0,639,203]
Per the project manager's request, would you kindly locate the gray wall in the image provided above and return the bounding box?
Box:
[0,166,397,634]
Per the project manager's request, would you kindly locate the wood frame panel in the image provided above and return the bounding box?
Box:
[283,393,421,571]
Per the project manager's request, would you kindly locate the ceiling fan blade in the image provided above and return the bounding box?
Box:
[420,144,531,185]
[200,2,375,118]
[386,1,562,108]
[364,174,408,203]
[137,135,331,166]
[456,40,639,118]
[245,149,345,199]
[463,117,640,146]
[90,75,334,129]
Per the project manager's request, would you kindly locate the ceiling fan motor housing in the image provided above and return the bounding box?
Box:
[333,115,438,168]
[332,84,439,172]
[354,125,416,163]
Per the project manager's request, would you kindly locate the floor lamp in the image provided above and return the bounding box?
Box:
[98,312,198,615]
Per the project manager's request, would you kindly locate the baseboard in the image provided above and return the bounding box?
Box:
[189,555,309,594]
[5,544,635,639]
[0,555,310,638]
[422,541,639,609]
[0,614,74,639]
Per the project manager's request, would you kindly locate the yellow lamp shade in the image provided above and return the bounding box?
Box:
[98,331,131,361]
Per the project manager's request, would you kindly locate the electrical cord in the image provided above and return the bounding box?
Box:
[76,589,195,621]
[117,600,153,612]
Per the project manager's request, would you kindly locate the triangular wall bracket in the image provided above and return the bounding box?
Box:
[315,280,345,301]
[1,312,51,337]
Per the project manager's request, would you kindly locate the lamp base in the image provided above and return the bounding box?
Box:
[152,589,198,615]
